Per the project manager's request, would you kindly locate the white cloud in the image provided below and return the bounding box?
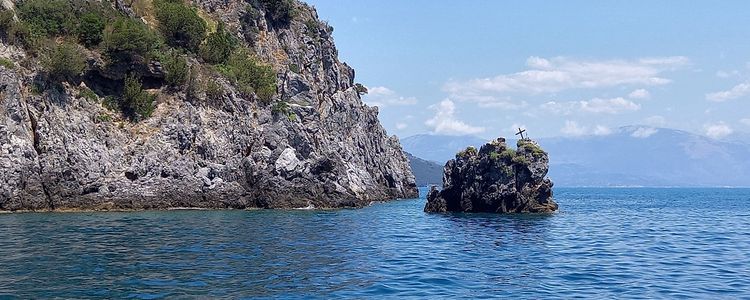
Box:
[425,99,485,135]
[644,115,667,127]
[444,56,688,99]
[395,123,408,130]
[706,82,750,102]
[580,97,641,114]
[628,89,650,99]
[716,70,739,78]
[363,86,418,107]
[560,121,613,137]
[631,127,658,138]
[542,97,640,115]
[561,121,587,136]
[593,125,612,136]
[741,118,750,126]
[704,122,733,139]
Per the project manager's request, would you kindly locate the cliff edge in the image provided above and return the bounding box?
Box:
[0,0,417,211]
[425,138,558,213]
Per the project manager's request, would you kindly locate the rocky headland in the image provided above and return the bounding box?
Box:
[425,138,558,213]
[0,0,417,211]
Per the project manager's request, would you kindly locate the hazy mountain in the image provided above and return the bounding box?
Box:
[400,134,489,163]
[405,152,443,187]
[401,127,750,187]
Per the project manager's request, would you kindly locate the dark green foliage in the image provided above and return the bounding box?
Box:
[199,22,236,64]
[205,80,223,101]
[304,19,318,38]
[154,0,207,52]
[288,63,300,73]
[16,0,75,37]
[122,74,156,122]
[0,58,13,69]
[512,155,529,165]
[103,18,159,62]
[79,87,98,101]
[102,96,119,111]
[77,13,105,47]
[41,42,86,82]
[218,50,277,103]
[354,83,368,96]
[458,146,478,158]
[259,0,296,27]
[159,51,189,87]
[499,148,516,160]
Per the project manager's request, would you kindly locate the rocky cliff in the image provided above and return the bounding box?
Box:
[425,138,557,213]
[0,0,417,211]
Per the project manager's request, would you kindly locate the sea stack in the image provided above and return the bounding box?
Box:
[425,138,558,213]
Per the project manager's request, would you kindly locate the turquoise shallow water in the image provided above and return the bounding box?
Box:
[1,187,750,299]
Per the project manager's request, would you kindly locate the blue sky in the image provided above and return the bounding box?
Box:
[306,0,750,139]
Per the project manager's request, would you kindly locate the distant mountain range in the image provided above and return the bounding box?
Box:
[401,127,750,187]
[404,152,443,187]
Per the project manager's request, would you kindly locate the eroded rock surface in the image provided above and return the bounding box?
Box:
[425,138,558,213]
[0,0,417,211]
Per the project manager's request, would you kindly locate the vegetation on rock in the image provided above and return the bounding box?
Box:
[41,42,86,83]
[259,0,296,27]
[200,22,237,65]
[77,13,105,47]
[122,74,156,122]
[154,0,207,52]
[103,18,160,62]
[218,50,276,103]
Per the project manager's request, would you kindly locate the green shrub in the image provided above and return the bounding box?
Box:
[499,148,516,160]
[205,80,223,101]
[122,74,156,122]
[259,0,296,27]
[16,0,75,37]
[512,155,529,165]
[41,42,86,82]
[79,87,98,101]
[77,12,105,47]
[160,51,189,87]
[103,18,159,62]
[0,58,13,69]
[154,0,207,52]
[218,50,276,103]
[458,146,477,158]
[199,22,236,64]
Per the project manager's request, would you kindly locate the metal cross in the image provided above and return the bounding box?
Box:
[515,128,527,140]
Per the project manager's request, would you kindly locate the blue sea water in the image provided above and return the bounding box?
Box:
[1,187,750,299]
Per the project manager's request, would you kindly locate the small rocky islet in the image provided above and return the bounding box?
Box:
[425,138,558,213]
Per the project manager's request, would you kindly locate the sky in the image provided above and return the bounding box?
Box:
[306,0,750,140]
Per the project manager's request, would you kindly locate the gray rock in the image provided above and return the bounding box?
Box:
[425,138,558,213]
[0,0,417,211]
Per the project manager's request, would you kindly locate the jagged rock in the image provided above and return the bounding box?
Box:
[424,138,558,213]
[0,0,417,211]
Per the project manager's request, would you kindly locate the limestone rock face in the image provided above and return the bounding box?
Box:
[424,138,558,213]
[0,0,417,211]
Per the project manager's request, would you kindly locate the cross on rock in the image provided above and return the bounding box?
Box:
[515,128,527,140]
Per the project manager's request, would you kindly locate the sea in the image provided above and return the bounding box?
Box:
[1,187,749,299]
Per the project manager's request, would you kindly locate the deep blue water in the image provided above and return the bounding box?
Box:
[1,188,750,299]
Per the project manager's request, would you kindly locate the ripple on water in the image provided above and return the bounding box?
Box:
[0,188,749,298]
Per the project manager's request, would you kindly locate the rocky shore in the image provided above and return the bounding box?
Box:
[425,138,558,213]
[0,0,417,211]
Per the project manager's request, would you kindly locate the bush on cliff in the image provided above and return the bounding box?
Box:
[200,22,237,65]
[122,74,156,122]
[218,50,276,103]
[259,0,296,27]
[41,42,86,82]
[154,0,207,52]
[16,0,75,37]
[77,12,105,47]
[157,50,190,87]
[103,18,160,62]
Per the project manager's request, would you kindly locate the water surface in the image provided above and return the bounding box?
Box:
[1,188,749,299]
